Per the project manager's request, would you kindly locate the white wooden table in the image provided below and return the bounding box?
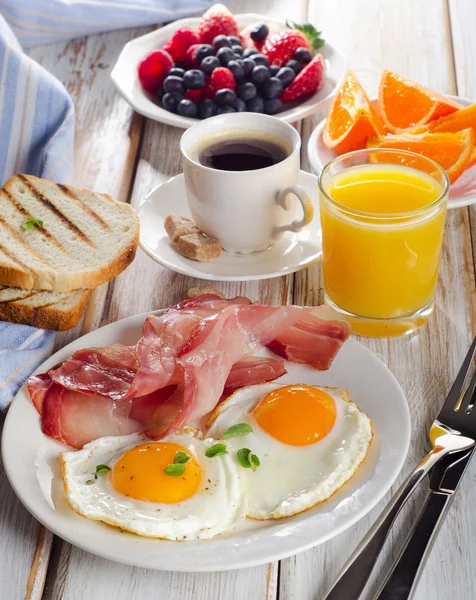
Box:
[1,0,475,598]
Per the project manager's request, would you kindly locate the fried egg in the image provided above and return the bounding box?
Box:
[206,383,373,519]
[60,430,246,540]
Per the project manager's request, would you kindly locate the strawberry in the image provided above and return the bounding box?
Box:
[184,43,201,69]
[198,3,239,44]
[185,89,203,104]
[163,27,200,62]
[261,21,324,66]
[211,67,236,92]
[137,49,174,94]
[281,54,325,102]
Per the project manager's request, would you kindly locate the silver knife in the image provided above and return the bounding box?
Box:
[373,447,474,600]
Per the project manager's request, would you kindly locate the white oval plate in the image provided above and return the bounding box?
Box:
[2,310,410,572]
[139,171,322,281]
[307,95,476,209]
[111,13,347,128]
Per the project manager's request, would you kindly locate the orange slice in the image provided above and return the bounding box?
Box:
[323,70,386,155]
[379,70,462,133]
[423,103,476,137]
[366,129,475,183]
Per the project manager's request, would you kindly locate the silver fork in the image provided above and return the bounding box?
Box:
[323,336,476,600]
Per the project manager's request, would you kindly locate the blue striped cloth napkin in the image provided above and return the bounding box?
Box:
[0,0,213,409]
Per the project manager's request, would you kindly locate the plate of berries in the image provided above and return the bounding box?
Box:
[111,3,346,127]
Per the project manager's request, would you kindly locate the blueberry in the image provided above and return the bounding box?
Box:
[177,98,198,118]
[228,36,242,46]
[162,92,183,113]
[168,67,185,78]
[217,47,236,65]
[243,48,259,58]
[216,106,236,114]
[242,57,256,75]
[198,98,217,119]
[285,59,302,74]
[201,55,220,74]
[295,47,313,64]
[253,54,269,67]
[232,97,246,112]
[162,75,185,94]
[237,82,257,101]
[196,44,215,62]
[261,77,283,100]
[250,64,271,86]
[212,35,232,49]
[227,60,244,80]
[246,95,265,113]
[183,69,205,89]
[269,65,280,76]
[231,45,243,55]
[264,98,284,115]
[276,66,296,88]
[215,88,236,106]
[250,23,269,43]
[156,87,164,102]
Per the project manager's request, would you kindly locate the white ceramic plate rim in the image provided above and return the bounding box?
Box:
[139,171,322,282]
[307,94,476,209]
[2,310,410,572]
[111,13,347,129]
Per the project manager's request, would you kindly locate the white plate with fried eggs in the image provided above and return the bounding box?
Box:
[2,309,410,572]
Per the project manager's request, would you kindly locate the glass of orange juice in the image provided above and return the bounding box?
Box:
[319,148,449,337]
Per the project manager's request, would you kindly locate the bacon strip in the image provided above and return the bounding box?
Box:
[148,305,350,439]
[224,356,287,392]
[48,294,251,400]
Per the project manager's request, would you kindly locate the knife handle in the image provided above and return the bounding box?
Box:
[373,492,451,600]
[323,448,443,600]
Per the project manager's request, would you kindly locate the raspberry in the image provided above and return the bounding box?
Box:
[163,27,200,63]
[137,49,174,94]
[211,67,236,91]
[184,44,201,69]
[184,89,203,104]
[202,77,216,99]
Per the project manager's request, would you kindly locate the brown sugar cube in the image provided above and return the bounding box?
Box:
[173,232,222,262]
[187,285,226,299]
[164,214,199,242]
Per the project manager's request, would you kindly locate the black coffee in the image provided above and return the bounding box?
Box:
[199,137,289,171]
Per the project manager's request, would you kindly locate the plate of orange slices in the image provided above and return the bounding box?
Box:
[308,70,476,208]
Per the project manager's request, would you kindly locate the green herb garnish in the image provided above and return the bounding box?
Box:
[164,463,186,477]
[205,443,228,458]
[223,423,253,439]
[20,216,44,231]
[236,448,260,471]
[174,451,190,465]
[95,464,111,475]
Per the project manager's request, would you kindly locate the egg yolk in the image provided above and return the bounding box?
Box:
[253,385,337,446]
[111,442,201,503]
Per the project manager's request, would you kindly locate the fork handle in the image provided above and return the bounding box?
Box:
[323,449,443,600]
[373,491,451,600]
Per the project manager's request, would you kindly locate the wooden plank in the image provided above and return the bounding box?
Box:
[0,27,152,600]
[41,1,305,599]
[283,1,476,599]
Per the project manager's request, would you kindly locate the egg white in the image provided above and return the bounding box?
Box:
[60,430,247,540]
[206,383,373,520]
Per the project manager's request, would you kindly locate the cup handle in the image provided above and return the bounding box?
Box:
[273,185,314,239]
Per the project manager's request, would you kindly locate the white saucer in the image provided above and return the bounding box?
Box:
[139,171,322,281]
[307,95,476,209]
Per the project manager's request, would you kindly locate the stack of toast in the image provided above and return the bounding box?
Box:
[0,174,140,330]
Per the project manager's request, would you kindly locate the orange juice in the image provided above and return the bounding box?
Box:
[320,162,447,336]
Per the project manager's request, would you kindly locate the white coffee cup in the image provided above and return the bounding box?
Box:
[180,113,314,254]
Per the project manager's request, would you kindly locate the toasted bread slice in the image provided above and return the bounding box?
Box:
[0,286,91,330]
[0,175,139,292]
